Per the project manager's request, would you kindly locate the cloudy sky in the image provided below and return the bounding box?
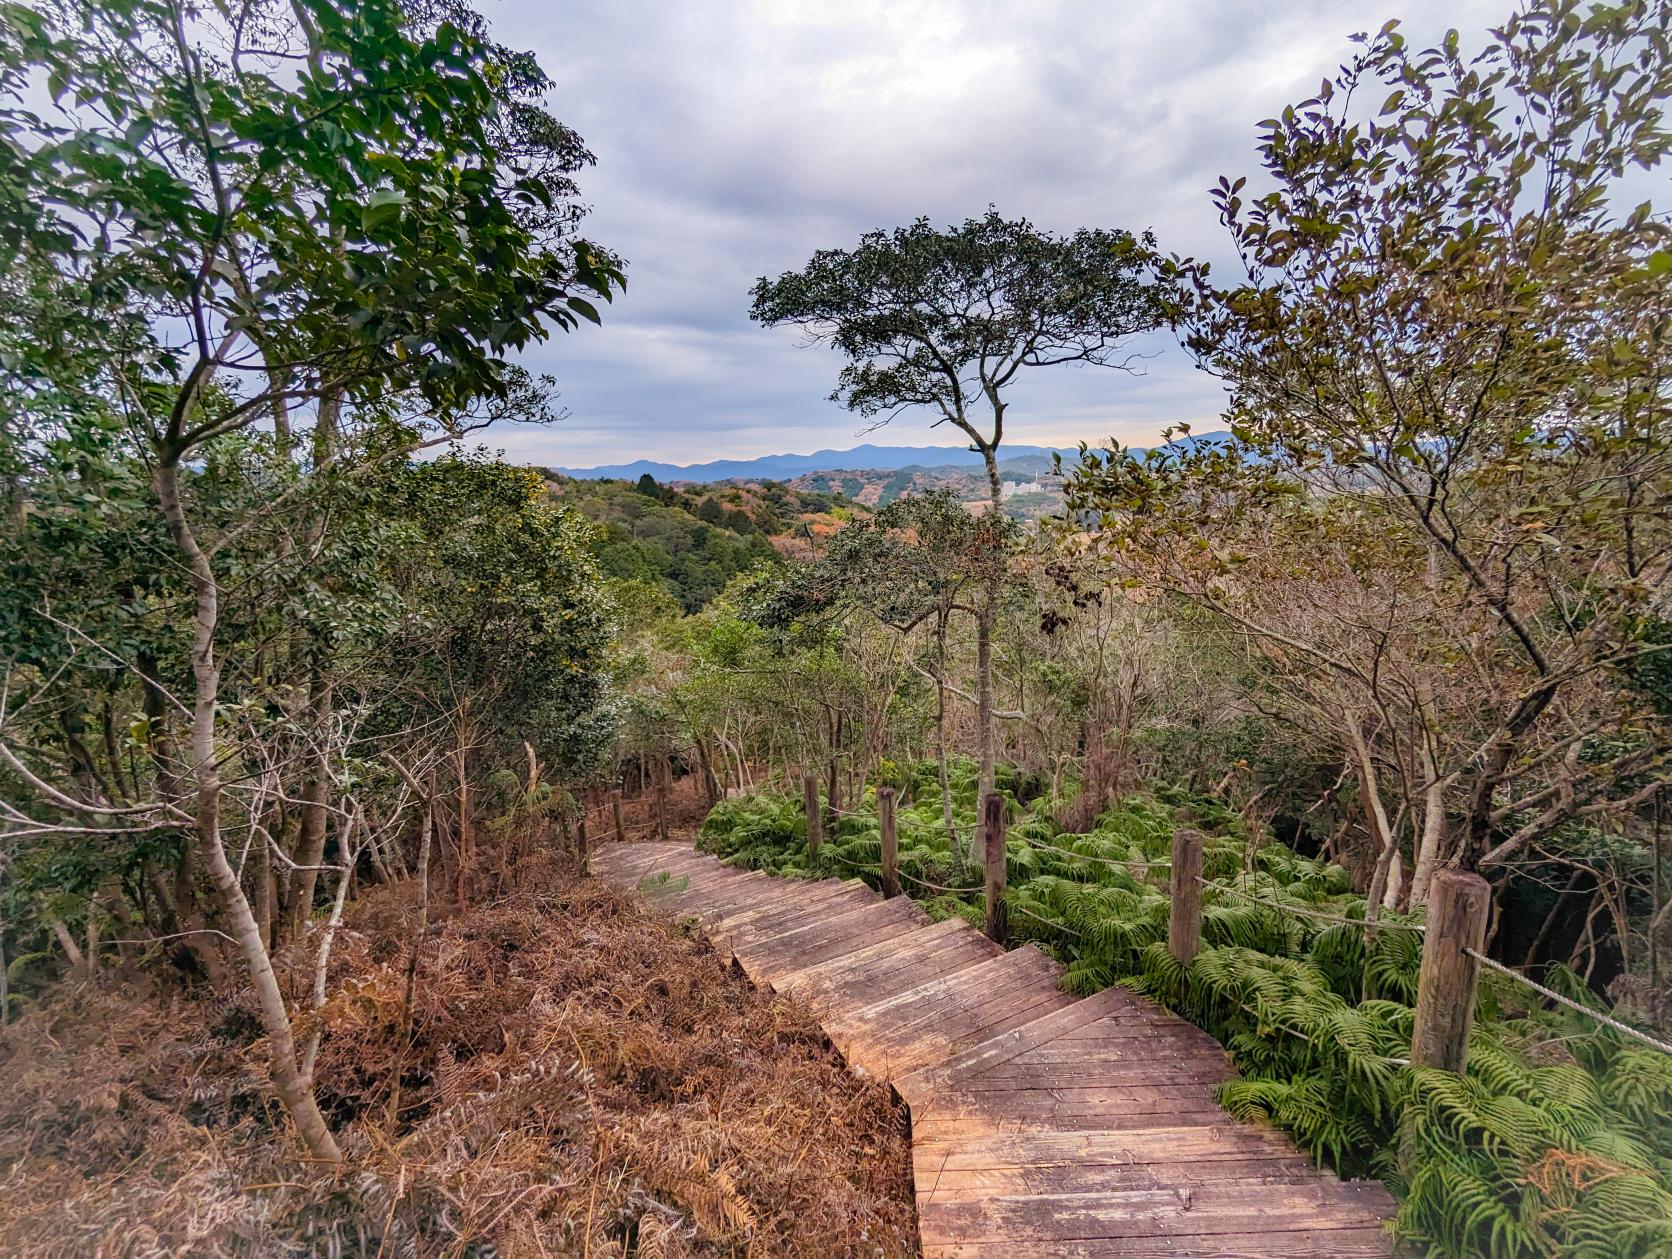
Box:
[487,0,1506,470]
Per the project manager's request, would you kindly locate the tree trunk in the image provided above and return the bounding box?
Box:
[1344,712,1400,927]
[286,671,333,942]
[1407,687,1448,908]
[935,608,956,844]
[155,458,342,1163]
[972,446,1002,857]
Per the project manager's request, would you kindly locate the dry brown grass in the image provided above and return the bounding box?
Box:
[0,863,918,1258]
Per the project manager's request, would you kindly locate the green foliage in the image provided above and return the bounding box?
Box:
[749,210,1163,434]
[700,769,1672,1258]
[549,474,798,612]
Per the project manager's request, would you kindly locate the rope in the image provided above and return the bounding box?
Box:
[825,850,883,873]
[1031,840,1172,871]
[1463,948,1672,1058]
[1197,877,1427,934]
[812,801,978,837]
[898,868,983,896]
[1013,904,1084,937]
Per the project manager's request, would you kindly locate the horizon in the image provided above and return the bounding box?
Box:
[546,430,1232,479]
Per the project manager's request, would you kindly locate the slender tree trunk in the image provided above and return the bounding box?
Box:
[1344,712,1399,927]
[287,671,333,942]
[454,716,473,903]
[256,828,274,951]
[1408,687,1447,908]
[156,459,341,1163]
[972,447,1002,858]
[935,608,955,844]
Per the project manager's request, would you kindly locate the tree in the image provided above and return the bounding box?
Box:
[763,490,1010,844]
[751,210,1164,800]
[1,0,621,1159]
[1074,0,1671,891]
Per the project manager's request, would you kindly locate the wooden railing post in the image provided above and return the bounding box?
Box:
[879,786,900,897]
[802,770,822,858]
[610,789,625,844]
[981,791,1007,945]
[1169,826,1204,964]
[1412,869,1490,1073]
[576,810,589,874]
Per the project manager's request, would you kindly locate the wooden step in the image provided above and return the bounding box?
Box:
[745,897,933,982]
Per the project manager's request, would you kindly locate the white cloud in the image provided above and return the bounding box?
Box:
[490,0,1509,468]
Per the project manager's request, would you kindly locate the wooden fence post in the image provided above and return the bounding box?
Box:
[802,770,822,858]
[611,789,625,844]
[879,786,900,898]
[576,810,589,874]
[981,791,1008,945]
[1412,869,1490,1073]
[1169,826,1204,964]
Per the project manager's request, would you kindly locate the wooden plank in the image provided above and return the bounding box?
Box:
[780,923,1002,1015]
[594,842,687,877]
[911,1102,1267,1141]
[917,1181,1395,1242]
[865,987,1081,1078]
[708,879,874,946]
[773,917,975,998]
[737,899,916,978]
[623,853,731,888]
[827,944,1063,1043]
[654,868,766,907]
[916,1090,1230,1130]
[720,883,879,952]
[918,1158,1351,1203]
[911,1125,1303,1173]
[748,898,932,980]
[922,1226,1395,1257]
[815,933,1008,1024]
[896,986,1152,1105]
[670,871,819,917]
[951,1060,1234,1090]
[850,955,1074,1061]
[670,878,806,921]
[736,894,903,960]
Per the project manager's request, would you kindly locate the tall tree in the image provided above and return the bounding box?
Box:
[0,0,621,1159]
[1097,0,1672,877]
[750,211,1163,802]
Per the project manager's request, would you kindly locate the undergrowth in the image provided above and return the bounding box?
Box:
[0,869,917,1258]
[697,760,1672,1259]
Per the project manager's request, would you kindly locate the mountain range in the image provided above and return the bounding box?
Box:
[554,436,1227,484]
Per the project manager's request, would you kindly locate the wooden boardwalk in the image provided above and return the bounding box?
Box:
[594,842,1397,1257]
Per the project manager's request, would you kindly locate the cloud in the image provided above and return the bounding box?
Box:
[485,0,1508,468]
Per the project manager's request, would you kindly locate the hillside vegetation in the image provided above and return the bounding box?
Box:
[546,473,863,610]
[1,1,1668,1257]
[698,762,1672,1259]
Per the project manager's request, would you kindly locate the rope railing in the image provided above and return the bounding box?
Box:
[1197,876,1427,934]
[1030,839,1172,871]
[1013,903,1084,937]
[1463,947,1672,1058]
[898,868,983,896]
[825,849,883,874]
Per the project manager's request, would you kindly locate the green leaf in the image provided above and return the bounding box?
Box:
[360,188,408,234]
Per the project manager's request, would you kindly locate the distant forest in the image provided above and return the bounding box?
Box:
[545,472,855,611]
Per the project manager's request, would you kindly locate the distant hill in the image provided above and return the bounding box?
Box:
[554,442,1072,483]
[542,472,864,612]
[554,435,1230,485]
